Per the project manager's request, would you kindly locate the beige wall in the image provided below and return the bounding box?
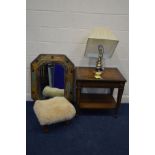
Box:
[26,0,129,102]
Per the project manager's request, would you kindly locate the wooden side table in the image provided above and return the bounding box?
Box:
[75,67,126,116]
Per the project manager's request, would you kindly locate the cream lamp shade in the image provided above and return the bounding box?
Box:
[84,27,119,59]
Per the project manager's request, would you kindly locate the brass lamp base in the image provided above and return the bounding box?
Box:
[95,55,104,79]
[94,44,104,79]
[94,71,102,79]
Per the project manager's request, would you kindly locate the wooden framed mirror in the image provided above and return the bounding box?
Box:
[31,54,75,102]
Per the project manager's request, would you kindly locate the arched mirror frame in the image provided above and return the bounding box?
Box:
[31,54,74,102]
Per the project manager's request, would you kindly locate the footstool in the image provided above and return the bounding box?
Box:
[33,97,76,131]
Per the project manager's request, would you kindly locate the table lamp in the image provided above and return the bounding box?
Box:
[84,27,119,79]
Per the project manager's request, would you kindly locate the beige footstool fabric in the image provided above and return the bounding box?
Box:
[33,97,76,125]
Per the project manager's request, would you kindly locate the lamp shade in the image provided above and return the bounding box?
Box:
[84,27,119,59]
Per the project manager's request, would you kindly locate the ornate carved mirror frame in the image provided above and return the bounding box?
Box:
[31,54,75,102]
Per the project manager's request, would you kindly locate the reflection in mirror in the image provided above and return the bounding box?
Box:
[38,63,65,99]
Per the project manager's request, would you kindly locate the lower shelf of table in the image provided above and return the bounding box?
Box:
[79,94,117,109]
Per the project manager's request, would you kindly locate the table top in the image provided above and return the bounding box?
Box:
[75,67,126,82]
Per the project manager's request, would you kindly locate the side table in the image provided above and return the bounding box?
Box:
[75,67,126,116]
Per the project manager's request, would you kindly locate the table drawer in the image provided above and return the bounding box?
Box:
[76,81,124,88]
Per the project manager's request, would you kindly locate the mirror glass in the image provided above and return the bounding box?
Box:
[38,63,65,99]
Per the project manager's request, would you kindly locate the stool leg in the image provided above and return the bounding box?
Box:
[43,125,48,133]
[65,120,71,125]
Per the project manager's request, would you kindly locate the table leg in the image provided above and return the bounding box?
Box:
[76,86,81,114]
[114,87,124,117]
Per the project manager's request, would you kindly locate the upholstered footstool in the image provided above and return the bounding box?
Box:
[33,97,76,132]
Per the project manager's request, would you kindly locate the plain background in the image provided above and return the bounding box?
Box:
[0,0,155,155]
